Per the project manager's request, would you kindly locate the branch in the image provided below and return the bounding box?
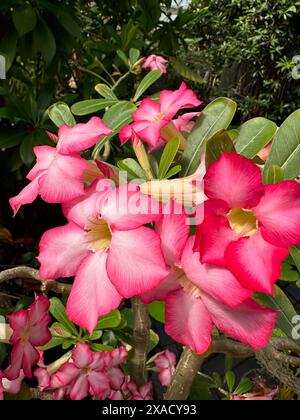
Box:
[0,267,71,295]
[129,297,151,385]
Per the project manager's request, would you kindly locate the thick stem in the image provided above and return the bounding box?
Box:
[164,347,211,400]
[129,297,151,385]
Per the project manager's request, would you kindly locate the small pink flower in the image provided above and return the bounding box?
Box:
[197,152,300,294]
[140,202,277,354]
[128,381,153,400]
[155,350,176,387]
[0,369,25,400]
[120,83,202,148]
[9,117,112,214]
[5,295,51,380]
[172,112,201,133]
[55,343,110,400]
[38,182,169,333]
[142,55,168,73]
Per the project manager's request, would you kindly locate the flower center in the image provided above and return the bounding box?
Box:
[228,208,258,237]
[176,268,201,299]
[81,367,91,375]
[21,327,30,343]
[153,112,165,122]
[86,217,112,252]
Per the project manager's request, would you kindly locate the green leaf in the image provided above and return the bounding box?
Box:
[89,343,114,352]
[71,99,118,116]
[158,137,180,179]
[95,310,121,330]
[225,371,236,393]
[265,165,285,185]
[38,336,66,351]
[148,301,165,323]
[116,50,129,68]
[171,58,206,84]
[148,329,159,353]
[20,134,35,166]
[129,48,141,65]
[189,375,214,400]
[0,28,18,71]
[95,84,118,100]
[181,98,237,176]
[133,71,162,102]
[48,102,76,127]
[49,298,79,337]
[264,110,300,181]
[33,17,56,64]
[0,129,27,149]
[117,158,146,179]
[235,117,277,159]
[89,330,103,341]
[234,378,253,396]
[280,263,299,282]
[255,286,300,346]
[13,5,37,36]
[227,129,239,141]
[165,165,182,179]
[290,246,300,272]
[205,129,236,169]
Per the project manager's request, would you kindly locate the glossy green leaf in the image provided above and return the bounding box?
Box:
[48,102,75,127]
[95,310,121,330]
[290,246,300,272]
[133,70,162,102]
[148,301,165,323]
[38,336,66,351]
[129,48,141,65]
[265,165,285,185]
[20,134,35,166]
[225,371,236,393]
[189,375,214,400]
[181,98,237,176]
[89,343,114,352]
[0,129,27,149]
[117,158,146,179]
[49,298,79,337]
[148,329,159,353]
[158,137,180,179]
[13,5,37,36]
[205,129,236,169]
[116,50,129,67]
[71,99,118,116]
[165,165,182,179]
[234,378,253,396]
[264,110,300,181]
[235,117,277,159]
[95,84,118,100]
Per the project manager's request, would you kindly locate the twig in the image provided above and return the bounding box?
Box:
[129,297,151,385]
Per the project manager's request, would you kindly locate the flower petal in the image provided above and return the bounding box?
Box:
[72,343,93,369]
[57,117,112,154]
[9,175,41,216]
[204,153,263,208]
[254,181,300,247]
[225,232,289,294]
[182,237,252,308]
[133,99,161,122]
[70,375,89,400]
[56,363,80,386]
[38,222,89,279]
[27,146,56,181]
[107,227,169,297]
[165,289,214,354]
[8,310,28,344]
[4,342,24,380]
[66,252,122,334]
[203,295,277,350]
[160,83,202,119]
[22,342,40,379]
[139,269,181,304]
[88,371,110,399]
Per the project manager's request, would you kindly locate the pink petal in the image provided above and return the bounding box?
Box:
[253,181,300,247]
[27,146,56,181]
[139,269,181,304]
[165,289,214,354]
[38,222,89,279]
[204,153,263,209]
[22,342,40,379]
[119,121,149,144]
[57,117,112,154]
[8,310,28,344]
[66,252,122,334]
[133,99,161,122]
[156,201,189,266]
[203,295,277,350]
[56,363,80,386]
[199,215,235,266]
[4,342,24,380]
[2,370,25,395]
[70,375,89,400]
[9,175,41,216]
[107,227,169,297]
[158,369,173,387]
[88,371,110,399]
[72,343,93,369]
[28,295,51,328]
[100,184,161,230]
[225,231,289,294]
[160,82,202,119]
[38,153,87,203]
[137,120,167,148]
[181,237,252,308]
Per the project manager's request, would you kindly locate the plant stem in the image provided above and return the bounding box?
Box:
[164,347,211,400]
[112,71,131,92]
[129,297,151,385]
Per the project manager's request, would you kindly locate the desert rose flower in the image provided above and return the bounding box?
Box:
[5,295,51,380]
[55,343,110,400]
[197,153,300,294]
[0,370,25,400]
[127,381,153,400]
[9,117,112,215]
[142,55,168,73]
[120,83,202,149]
[140,203,277,354]
[173,112,201,133]
[155,350,176,387]
[38,182,169,333]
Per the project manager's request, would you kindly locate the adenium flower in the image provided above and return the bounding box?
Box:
[155,350,176,387]
[127,381,153,400]
[197,153,300,294]
[140,202,277,354]
[142,55,168,73]
[55,343,110,400]
[120,83,202,149]
[0,370,25,400]
[9,117,112,215]
[38,181,169,333]
[5,295,51,380]
[173,112,201,133]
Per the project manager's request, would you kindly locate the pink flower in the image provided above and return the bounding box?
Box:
[128,381,153,400]
[55,343,110,400]
[120,83,202,148]
[197,152,300,294]
[140,202,277,354]
[0,370,25,400]
[173,112,201,133]
[9,117,112,215]
[38,182,169,333]
[155,350,176,387]
[142,55,168,73]
[5,295,51,380]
